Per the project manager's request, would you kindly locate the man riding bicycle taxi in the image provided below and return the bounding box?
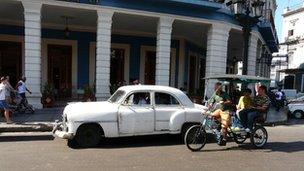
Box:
[207,82,233,146]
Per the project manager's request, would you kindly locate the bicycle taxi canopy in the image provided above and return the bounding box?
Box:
[203,74,271,103]
[204,74,271,84]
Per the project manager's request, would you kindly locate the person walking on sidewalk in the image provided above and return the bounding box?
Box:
[0,77,13,124]
[16,76,32,105]
[5,76,16,104]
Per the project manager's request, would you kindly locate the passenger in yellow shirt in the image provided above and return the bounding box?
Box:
[235,88,253,131]
[237,88,253,111]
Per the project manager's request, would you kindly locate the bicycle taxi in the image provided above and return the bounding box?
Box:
[184,74,271,151]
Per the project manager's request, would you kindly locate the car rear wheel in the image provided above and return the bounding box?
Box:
[75,124,103,148]
[293,110,303,119]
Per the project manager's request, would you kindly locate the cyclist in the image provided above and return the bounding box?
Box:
[208,82,231,111]
[209,103,234,146]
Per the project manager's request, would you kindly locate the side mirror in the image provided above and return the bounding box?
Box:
[121,100,130,106]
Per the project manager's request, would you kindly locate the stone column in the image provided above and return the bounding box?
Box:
[22,1,42,109]
[255,43,262,77]
[247,34,259,76]
[155,17,174,86]
[95,10,113,100]
[205,23,231,98]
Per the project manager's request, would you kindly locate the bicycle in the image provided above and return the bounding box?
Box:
[184,113,268,151]
[10,93,35,114]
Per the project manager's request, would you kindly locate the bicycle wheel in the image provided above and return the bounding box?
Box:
[184,125,207,152]
[250,125,268,148]
[25,105,35,114]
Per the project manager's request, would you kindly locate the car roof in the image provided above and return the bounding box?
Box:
[117,85,194,107]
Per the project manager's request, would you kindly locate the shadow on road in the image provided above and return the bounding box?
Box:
[263,141,304,153]
[97,134,183,149]
[0,134,54,142]
[200,141,304,153]
[70,134,217,149]
[284,119,304,126]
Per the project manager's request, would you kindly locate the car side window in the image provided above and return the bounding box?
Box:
[124,92,151,106]
[155,92,180,106]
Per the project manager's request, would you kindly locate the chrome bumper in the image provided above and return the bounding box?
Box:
[52,120,74,139]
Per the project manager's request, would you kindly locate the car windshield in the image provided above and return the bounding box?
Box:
[108,90,126,103]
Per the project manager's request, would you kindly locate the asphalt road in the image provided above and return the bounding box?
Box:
[0,119,303,171]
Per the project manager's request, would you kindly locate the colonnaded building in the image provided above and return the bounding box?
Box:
[271,2,304,92]
[0,0,278,108]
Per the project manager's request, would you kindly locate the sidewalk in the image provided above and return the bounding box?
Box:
[0,108,63,132]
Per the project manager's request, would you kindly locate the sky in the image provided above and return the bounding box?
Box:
[275,0,304,42]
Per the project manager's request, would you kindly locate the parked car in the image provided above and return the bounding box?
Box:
[288,95,304,104]
[288,102,304,119]
[53,85,207,147]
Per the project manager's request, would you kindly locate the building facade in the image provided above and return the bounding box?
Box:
[0,0,278,108]
[271,2,304,91]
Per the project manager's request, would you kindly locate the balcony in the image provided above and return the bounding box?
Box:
[55,0,231,21]
[258,9,279,53]
[56,0,226,6]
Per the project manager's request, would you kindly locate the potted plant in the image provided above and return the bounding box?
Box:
[83,85,96,102]
[41,83,55,108]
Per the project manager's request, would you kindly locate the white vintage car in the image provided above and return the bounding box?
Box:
[53,85,207,147]
[288,102,304,119]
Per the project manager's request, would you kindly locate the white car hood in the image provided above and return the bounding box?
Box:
[64,101,119,122]
[194,103,208,113]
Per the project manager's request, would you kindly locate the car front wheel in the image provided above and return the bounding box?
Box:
[75,124,103,148]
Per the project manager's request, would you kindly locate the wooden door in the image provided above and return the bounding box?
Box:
[48,45,72,99]
[144,51,156,85]
[0,41,22,86]
[189,55,197,94]
[110,48,125,85]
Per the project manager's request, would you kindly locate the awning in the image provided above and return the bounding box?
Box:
[279,68,304,74]
[258,21,279,53]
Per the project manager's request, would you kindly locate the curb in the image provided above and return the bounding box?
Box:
[0,123,54,133]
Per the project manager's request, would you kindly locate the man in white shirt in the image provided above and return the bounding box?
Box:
[0,77,13,124]
[17,76,32,105]
[275,88,285,111]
